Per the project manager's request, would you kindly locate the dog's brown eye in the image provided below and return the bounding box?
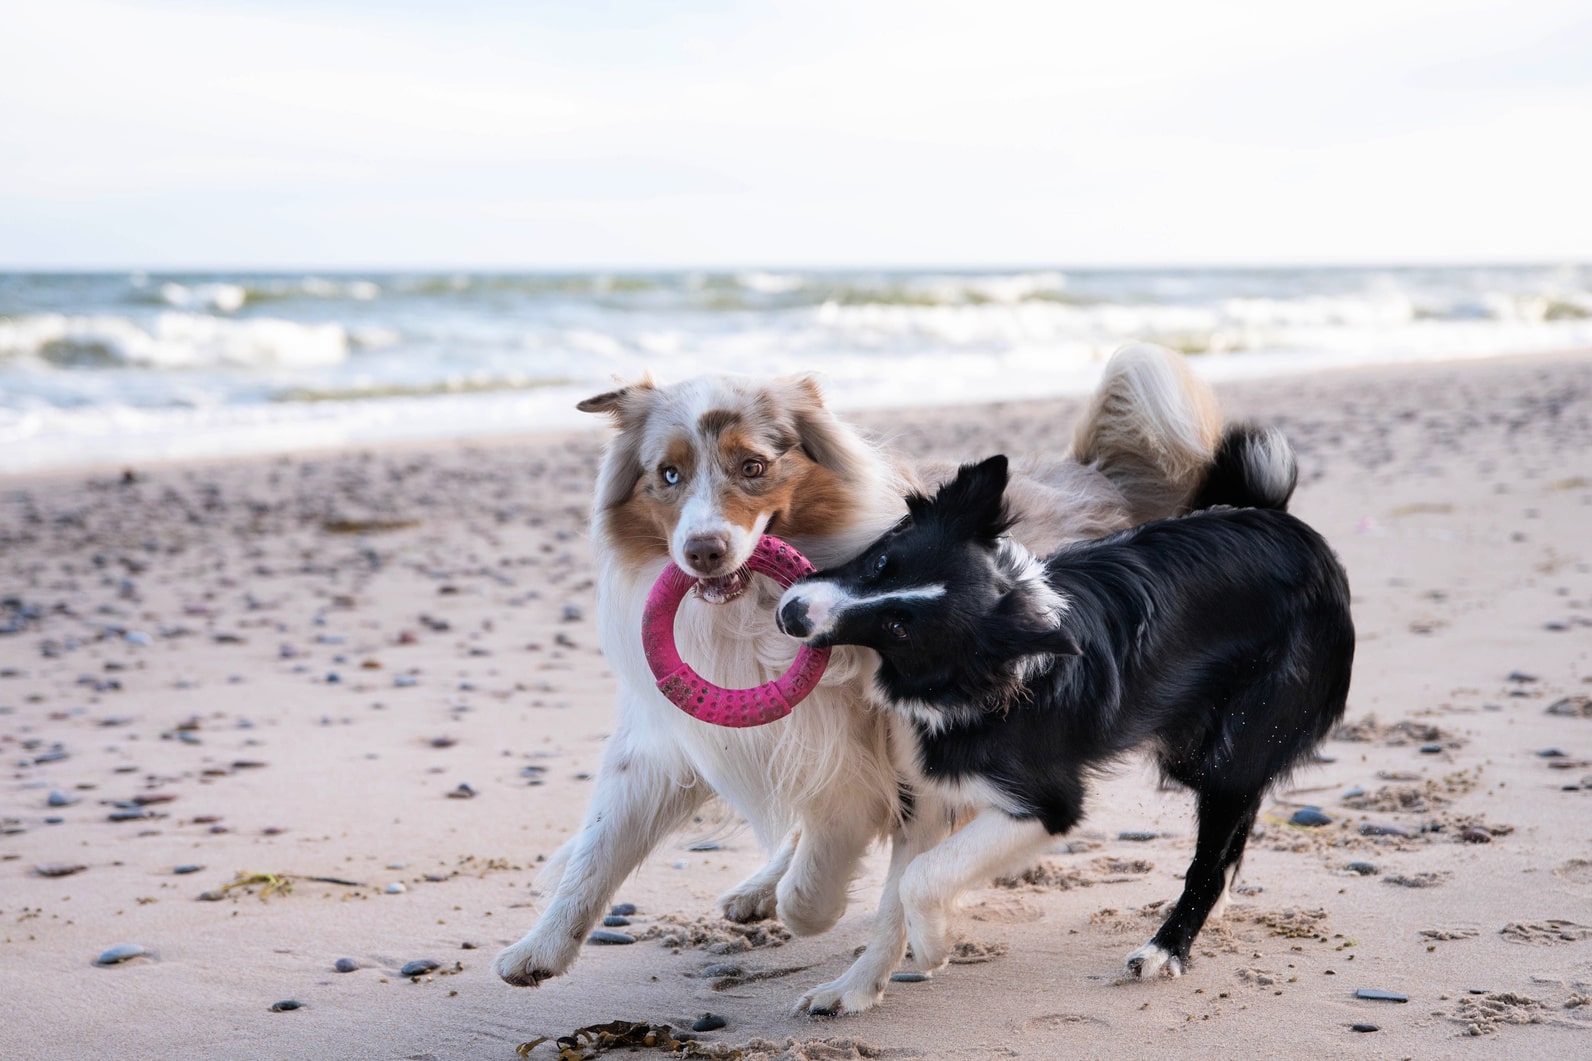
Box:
[661,466,681,486]
[886,619,907,639]
[741,459,765,479]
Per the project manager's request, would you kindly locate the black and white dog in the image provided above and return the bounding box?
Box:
[776,426,1354,1011]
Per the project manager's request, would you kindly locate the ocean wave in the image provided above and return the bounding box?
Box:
[130,277,382,311]
[0,312,349,370]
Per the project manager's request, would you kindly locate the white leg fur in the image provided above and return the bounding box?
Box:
[795,809,953,1016]
[1206,863,1238,923]
[494,731,705,987]
[777,809,882,936]
[1125,941,1183,979]
[899,810,1052,973]
[719,828,798,923]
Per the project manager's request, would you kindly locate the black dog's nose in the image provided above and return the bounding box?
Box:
[778,597,811,638]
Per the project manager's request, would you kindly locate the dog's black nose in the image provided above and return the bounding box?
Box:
[778,597,811,638]
[682,533,730,573]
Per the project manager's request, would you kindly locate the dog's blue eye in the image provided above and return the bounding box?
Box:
[873,553,888,574]
[661,466,680,486]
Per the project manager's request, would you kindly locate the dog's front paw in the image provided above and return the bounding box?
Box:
[1125,941,1184,979]
[794,975,887,1017]
[719,880,778,924]
[494,932,578,987]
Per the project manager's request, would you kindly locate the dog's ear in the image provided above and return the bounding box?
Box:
[780,375,860,473]
[578,378,657,510]
[1024,626,1081,657]
[991,586,1080,658]
[935,455,1013,543]
[576,376,656,423]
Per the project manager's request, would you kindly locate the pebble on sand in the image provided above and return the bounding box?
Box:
[96,944,146,965]
[610,902,638,916]
[401,959,441,977]
[602,915,631,927]
[35,862,87,878]
[385,882,407,894]
[270,1000,304,1012]
[587,930,636,945]
[1351,1023,1379,1033]
[1355,988,1408,1003]
[447,783,477,799]
[1290,807,1333,827]
[335,958,359,973]
[890,971,930,983]
[1117,830,1158,842]
[691,1013,727,1032]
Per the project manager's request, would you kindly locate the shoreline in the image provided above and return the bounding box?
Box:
[6,346,1590,484]
[3,351,1590,1059]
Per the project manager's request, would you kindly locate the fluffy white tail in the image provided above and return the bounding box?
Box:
[1071,343,1222,522]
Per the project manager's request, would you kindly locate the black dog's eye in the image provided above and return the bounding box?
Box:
[873,553,888,574]
[661,466,681,486]
[885,618,907,639]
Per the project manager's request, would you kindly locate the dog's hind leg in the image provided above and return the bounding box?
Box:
[494,732,705,987]
[776,803,883,936]
[899,809,1052,973]
[795,805,953,1016]
[719,828,797,923]
[1126,789,1260,979]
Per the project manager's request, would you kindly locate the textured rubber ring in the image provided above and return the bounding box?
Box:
[642,535,831,727]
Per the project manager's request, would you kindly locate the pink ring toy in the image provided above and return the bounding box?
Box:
[643,535,831,727]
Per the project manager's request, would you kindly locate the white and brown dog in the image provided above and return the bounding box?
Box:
[494,343,1223,1014]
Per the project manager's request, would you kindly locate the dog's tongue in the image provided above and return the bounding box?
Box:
[695,568,751,605]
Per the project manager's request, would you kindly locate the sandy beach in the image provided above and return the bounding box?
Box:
[3,351,1590,1060]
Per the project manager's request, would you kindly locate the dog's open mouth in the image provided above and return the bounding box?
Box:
[693,567,751,605]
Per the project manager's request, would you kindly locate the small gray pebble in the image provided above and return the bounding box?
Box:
[96,944,146,965]
[610,902,638,916]
[385,882,406,894]
[1345,861,1379,876]
[334,958,358,973]
[1117,830,1158,842]
[561,604,583,622]
[1418,743,1443,754]
[700,963,744,978]
[1290,806,1332,827]
[688,840,721,852]
[47,790,74,807]
[587,930,636,945]
[602,915,631,927]
[1355,988,1408,1003]
[890,971,929,982]
[173,864,203,875]
[1351,1023,1379,1033]
[691,1013,727,1032]
[270,1000,303,1012]
[401,959,440,977]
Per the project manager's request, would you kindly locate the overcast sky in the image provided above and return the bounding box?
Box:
[4,0,1590,270]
